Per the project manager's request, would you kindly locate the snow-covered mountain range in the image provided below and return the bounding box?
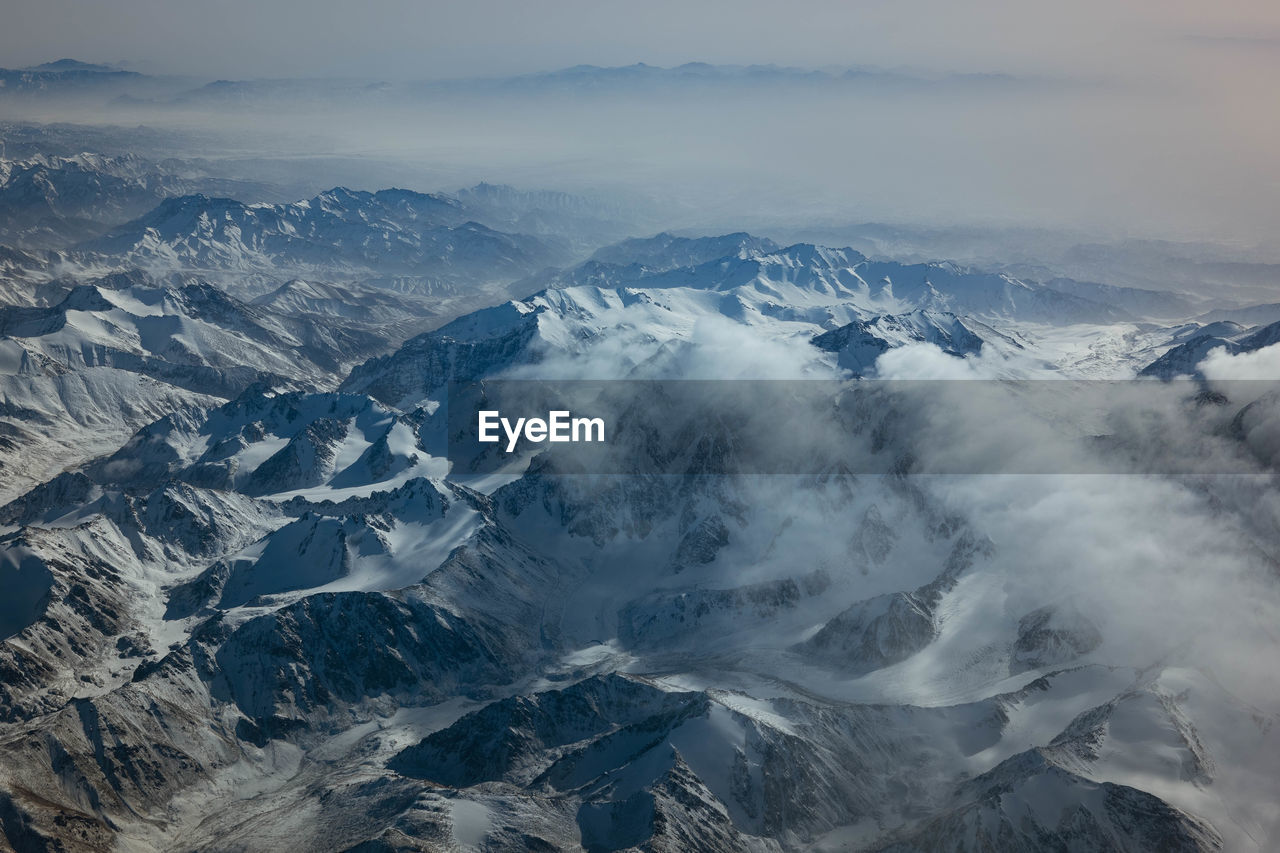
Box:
[0,267,401,502]
[0,153,282,249]
[77,187,569,297]
[0,139,1278,852]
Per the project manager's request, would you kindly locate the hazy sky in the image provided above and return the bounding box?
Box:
[4,0,1278,81]
[3,1,1279,248]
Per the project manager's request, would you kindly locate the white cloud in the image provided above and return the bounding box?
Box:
[1199,342,1280,381]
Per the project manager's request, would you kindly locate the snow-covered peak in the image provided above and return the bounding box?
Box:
[812,309,992,374]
